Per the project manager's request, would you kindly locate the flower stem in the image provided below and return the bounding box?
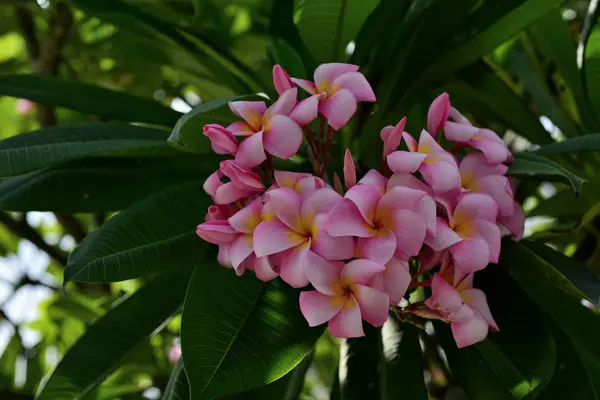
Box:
[320,126,334,177]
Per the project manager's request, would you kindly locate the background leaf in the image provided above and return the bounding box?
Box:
[338,325,380,400]
[508,153,586,194]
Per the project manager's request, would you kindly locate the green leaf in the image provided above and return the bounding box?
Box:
[381,317,427,400]
[162,360,190,400]
[0,123,175,178]
[581,0,600,125]
[536,134,600,155]
[64,181,209,284]
[37,265,194,400]
[0,333,20,388]
[181,266,322,399]
[339,325,380,400]
[508,152,586,194]
[270,37,307,81]
[0,156,217,213]
[296,0,378,63]
[0,74,180,127]
[528,189,584,218]
[168,96,261,154]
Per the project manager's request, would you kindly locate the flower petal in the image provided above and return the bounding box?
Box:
[342,259,386,286]
[279,240,311,287]
[300,290,344,327]
[304,251,343,295]
[387,173,431,193]
[263,115,303,159]
[352,284,389,327]
[291,78,318,95]
[427,93,450,136]
[253,220,306,257]
[217,243,232,267]
[302,188,343,219]
[229,234,254,269]
[314,63,360,91]
[451,314,489,348]
[403,132,418,152]
[227,121,256,136]
[420,159,461,193]
[265,187,303,232]
[450,237,490,274]
[461,288,499,331]
[425,273,463,312]
[384,258,411,305]
[475,175,514,216]
[475,220,501,263]
[235,131,267,169]
[214,182,255,205]
[358,169,388,193]
[203,124,238,155]
[326,199,375,238]
[454,193,499,223]
[345,184,382,224]
[425,218,463,251]
[319,89,357,130]
[381,118,405,158]
[311,214,354,261]
[290,94,321,126]
[203,170,223,198]
[459,152,508,181]
[498,202,525,240]
[332,72,376,102]
[391,209,426,258]
[196,220,238,245]
[357,229,396,265]
[328,295,364,338]
[470,130,511,164]
[220,160,265,191]
[444,121,479,142]
[387,151,428,173]
[228,101,266,131]
[273,64,295,95]
[228,198,262,234]
[253,256,279,282]
[344,149,357,189]
[264,88,297,120]
[378,186,427,214]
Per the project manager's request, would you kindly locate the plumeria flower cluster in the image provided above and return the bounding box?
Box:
[196,63,524,348]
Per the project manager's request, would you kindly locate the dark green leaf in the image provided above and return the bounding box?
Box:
[0,123,175,177]
[162,360,190,400]
[270,37,307,81]
[581,0,600,125]
[0,156,217,212]
[0,333,20,388]
[381,317,427,400]
[0,74,180,126]
[528,189,584,218]
[536,134,600,155]
[64,181,209,284]
[37,265,194,400]
[339,325,380,400]
[508,152,586,194]
[181,267,322,399]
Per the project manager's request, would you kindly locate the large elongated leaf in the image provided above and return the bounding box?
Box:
[339,325,380,400]
[381,317,427,400]
[508,153,586,194]
[0,123,175,177]
[181,266,322,400]
[64,181,209,284]
[37,265,194,400]
[0,74,180,127]
[536,134,600,155]
[0,156,217,212]
[581,0,600,124]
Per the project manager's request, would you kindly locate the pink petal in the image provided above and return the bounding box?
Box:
[326,199,375,238]
[427,93,450,136]
[384,258,411,305]
[452,314,489,348]
[253,220,306,257]
[461,289,499,331]
[229,234,254,269]
[387,151,427,173]
[425,273,463,312]
[213,182,255,205]
[311,214,354,261]
[203,170,223,197]
[235,132,267,169]
[418,129,447,154]
[253,256,279,282]
[403,132,418,152]
[391,209,426,258]
[357,228,396,265]
[444,121,479,142]
[265,187,303,232]
[332,72,376,102]
[498,202,525,240]
[273,64,295,95]
[295,176,326,197]
[345,184,382,224]
[263,115,303,159]
[279,240,311,287]
[475,220,501,263]
[217,244,233,268]
[469,130,511,164]
[203,124,238,155]
[387,173,431,193]
[220,160,265,191]
[459,152,508,180]
[196,220,238,245]
[344,149,357,189]
[450,237,490,274]
[425,218,463,251]
[304,251,343,296]
[291,78,318,95]
[227,121,256,136]
[264,88,297,120]
[419,160,461,193]
[228,197,262,233]
[342,259,386,286]
[378,186,427,214]
[449,107,472,125]
[352,284,389,327]
[274,170,311,187]
[300,290,344,327]
[314,63,360,92]
[358,169,388,193]
[290,94,321,126]
[419,195,437,236]
[447,304,475,323]
[319,89,357,130]
[454,193,498,223]
[328,295,364,338]
[228,101,266,131]
[475,175,514,216]
[302,187,344,218]
[381,118,405,158]
[205,204,236,222]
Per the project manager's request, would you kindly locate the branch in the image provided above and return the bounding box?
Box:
[55,213,87,243]
[0,212,67,266]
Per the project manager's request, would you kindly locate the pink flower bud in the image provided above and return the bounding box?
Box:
[343,149,356,189]
[273,65,295,95]
[203,124,238,155]
[427,93,450,137]
[196,220,238,245]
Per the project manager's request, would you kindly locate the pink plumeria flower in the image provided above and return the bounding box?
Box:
[205,160,265,205]
[444,108,512,164]
[426,193,501,280]
[427,93,450,137]
[425,273,498,348]
[253,187,354,287]
[272,170,326,197]
[203,124,238,155]
[326,183,435,265]
[228,88,317,168]
[300,253,389,338]
[387,130,461,193]
[196,219,238,245]
[498,201,525,240]
[370,257,411,305]
[343,149,356,189]
[273,64,295,95]
[292,63,376,130]
[459,152,514,216]
[380,117,406,160]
